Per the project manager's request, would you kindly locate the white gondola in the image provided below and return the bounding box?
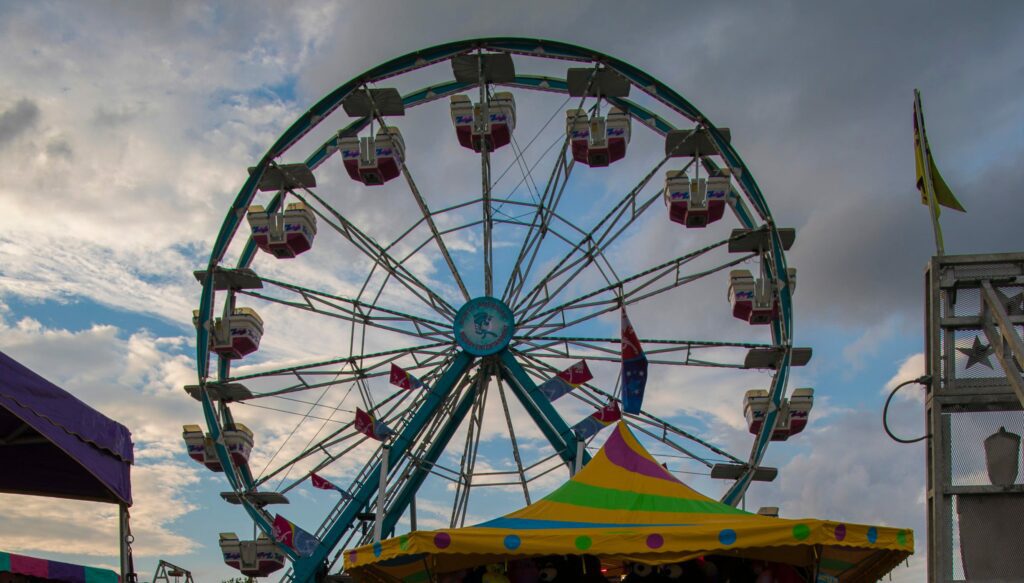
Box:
[743,388,814,441]
[705,174,730,222]
[194,308,264,359]
[219,533,285,578]
[728,270,764,324]
[224,423,254,467]
[182,424,222,472]
[743,390,770,435]
[665,171,730,228]
[787,388,814,436]
[338,126,405,186]
[566,107,630,167]
[450,92,516,152]
[728,268,796,325]
[247,203,317,259]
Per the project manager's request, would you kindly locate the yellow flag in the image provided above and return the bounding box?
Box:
[914,98,965,215]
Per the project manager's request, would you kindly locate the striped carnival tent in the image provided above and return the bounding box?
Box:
[344,423,912,582]
[0,551,119,583]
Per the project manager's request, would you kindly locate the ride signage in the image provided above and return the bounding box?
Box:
[453,297,515,356]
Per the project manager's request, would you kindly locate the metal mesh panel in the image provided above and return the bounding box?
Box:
[955,492,1024,581]
[948,410,1024,486]
[948,285,980,318]
[951,328,1008,382]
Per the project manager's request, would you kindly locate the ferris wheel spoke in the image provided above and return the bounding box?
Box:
[259,353,463,492]
[501,72,606,307]
[511,349,744,465]
[449,362,491,527]
[492,197,591,238]
[285,353,470,498]
[490,92,572,193]
[501,145,574,305]
[511,148,698,317]
[513,336,770,369]
[262,392,410,492]
[398,160,473,302]
[288,187,458,319]
[268,357,463,494]
[494,372,532,505]
[228,343,453,396]
[238,278,453,343]
[517,240,755,336]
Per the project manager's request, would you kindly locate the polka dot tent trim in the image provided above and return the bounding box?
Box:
[718,529,737,546]
[434,532,452,549]
[897,530,908,546]
[574,536,592,551]
[373,542,382,557]
[348,550,357,564]
[834,524,847,541]
[399,535,410,551]
[504,535,521,550]
[867,527,878,544]
[792,524,810,541]
[646,534,664,549]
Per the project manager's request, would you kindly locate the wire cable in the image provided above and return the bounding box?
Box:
[883,375,932,444]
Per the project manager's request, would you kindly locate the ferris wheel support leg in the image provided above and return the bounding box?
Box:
[498,350,591,468]
[291,351,475,583]
[380,378,482,536]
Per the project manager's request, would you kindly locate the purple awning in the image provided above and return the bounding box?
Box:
[0,350,133,505]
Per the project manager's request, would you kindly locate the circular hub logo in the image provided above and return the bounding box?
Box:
[453,297,515,356]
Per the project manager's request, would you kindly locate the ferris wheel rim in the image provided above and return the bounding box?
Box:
[192,36,796,581]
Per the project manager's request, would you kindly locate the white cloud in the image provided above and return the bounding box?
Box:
[885,352,928,398]
[0,462,200,557]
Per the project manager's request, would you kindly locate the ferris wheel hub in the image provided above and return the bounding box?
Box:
[453,296,515,356]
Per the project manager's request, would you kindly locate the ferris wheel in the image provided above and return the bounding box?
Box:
[186,38,813,583]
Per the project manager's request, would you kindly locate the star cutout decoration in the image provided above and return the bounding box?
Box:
[958,335,995,370]
[995,289,1024,316]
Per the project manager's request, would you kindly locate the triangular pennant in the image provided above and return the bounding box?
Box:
[621,308,648,414]
[572,401,622,439]
[355,408,394,441]
[389,363,425,390]
[537,360,593,401]
[272,514,319,557]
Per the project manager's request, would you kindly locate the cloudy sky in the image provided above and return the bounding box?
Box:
[1,1,1023,581]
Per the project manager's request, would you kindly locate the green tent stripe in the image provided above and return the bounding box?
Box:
[544,481,747,515]
[84,566,120,583]
[0,552,10,573]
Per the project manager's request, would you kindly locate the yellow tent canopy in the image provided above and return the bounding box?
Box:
[345,423,912,582]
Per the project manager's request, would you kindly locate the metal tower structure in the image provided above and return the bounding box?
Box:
[925,252,1024,581]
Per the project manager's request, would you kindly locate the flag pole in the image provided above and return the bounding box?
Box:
[914,89,945,256]
[374,445,389,543]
